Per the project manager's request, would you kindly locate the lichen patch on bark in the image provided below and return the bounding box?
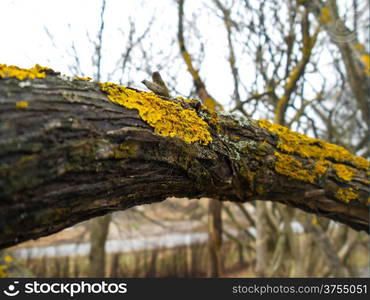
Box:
[0,64,51,80]
[258,119,369,170]
[335,188,358,203]
[100,82,213,145]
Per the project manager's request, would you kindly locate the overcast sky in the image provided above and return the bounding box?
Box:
[1,0,237,106]
[1,0,368,116]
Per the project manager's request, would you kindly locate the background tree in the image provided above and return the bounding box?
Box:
[43,0,153,277]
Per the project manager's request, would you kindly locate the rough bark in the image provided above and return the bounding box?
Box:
[0,74,368,249]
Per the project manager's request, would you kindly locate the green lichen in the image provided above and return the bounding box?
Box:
[100,82,212,145]
[233,140,259,154]
[256,184,265,195]
[114,141,140,159]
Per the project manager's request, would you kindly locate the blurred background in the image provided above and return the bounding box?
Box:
[0,0,369,277]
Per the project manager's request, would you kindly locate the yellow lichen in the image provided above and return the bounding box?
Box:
[100,82,212,145]
[274,152,316,183]
[360,54,370,76]
[314,160,330,178]
[355,43,365,52]
[15,101,29,108]
[319,7,332,24]
[204,97,218,113]
[74,76,92,81]
[333,163,355,182]
[274,155,329,183]
[0,265,7,278]
[258,119,369,170]
[3,255,12,263]
[0,63,50,80]
[335,187,358,203]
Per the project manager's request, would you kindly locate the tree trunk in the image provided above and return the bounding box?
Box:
[305,221,349,277]
[255,202,268,277]
[87,214,111,277]
[0,72,368,249]
[208,198,222,277]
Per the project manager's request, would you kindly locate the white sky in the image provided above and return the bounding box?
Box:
[1,0,102,67]
[0,0,234,106]
[0,0,368,122]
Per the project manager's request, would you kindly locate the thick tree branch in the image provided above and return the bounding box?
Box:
[299,0,370,125]
[0,67,368,249]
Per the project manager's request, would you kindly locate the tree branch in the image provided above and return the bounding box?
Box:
[0,66,368,249]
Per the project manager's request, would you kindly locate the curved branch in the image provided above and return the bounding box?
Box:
[0,69,368,248]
